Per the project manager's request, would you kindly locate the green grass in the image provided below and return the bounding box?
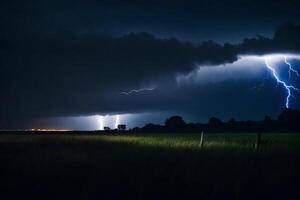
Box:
[2,132,299,150]
[0,132,300,199]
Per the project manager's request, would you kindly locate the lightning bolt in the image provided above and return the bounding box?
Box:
[98,116,104,130]
[284,56,300,79]
[120,87,155,95]
[264,58,300,108]
[115,115,120,129]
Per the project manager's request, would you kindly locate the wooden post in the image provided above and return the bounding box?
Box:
[253,132,262,167]
[255,132,261,151]
[200,131,204,149]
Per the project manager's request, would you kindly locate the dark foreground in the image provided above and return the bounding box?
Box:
[0,132,300,199]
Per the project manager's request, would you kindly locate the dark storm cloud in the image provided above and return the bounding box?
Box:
[1,23,300,127]
[1,0,300,128]
[1,0,300,42]
[238,23,300,54]
[0,31,238,123]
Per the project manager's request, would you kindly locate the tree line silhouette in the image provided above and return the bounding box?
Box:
[124,108,300,133]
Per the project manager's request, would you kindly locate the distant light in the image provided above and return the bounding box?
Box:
[98,116,104,130]
[115,115,120,129]
[28,128,71,132]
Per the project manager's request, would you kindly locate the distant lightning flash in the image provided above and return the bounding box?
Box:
[98,116,104,130]
[284,56,300,79]
[115,115,120,129]
[264,57,300,108]
[120,87,155,95]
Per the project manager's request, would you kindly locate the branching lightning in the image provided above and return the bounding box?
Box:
[284,56,300,79]
[120,87,155,95]
[264,57,300,108]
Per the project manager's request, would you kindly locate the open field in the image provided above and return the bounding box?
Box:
[1,132,300,199]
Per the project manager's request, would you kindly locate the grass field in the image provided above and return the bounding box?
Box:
[1,132,300,199]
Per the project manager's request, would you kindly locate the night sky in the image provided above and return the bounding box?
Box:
[1,0,300,130]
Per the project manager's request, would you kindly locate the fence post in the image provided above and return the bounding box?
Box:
[200,131,205,149]
[255,132,261,151]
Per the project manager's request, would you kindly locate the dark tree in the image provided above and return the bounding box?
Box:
[228,118,236,124]
[117,124,126,131]
[142,123,165,132]
[208,117,222,125]
[278,108,300,131]
[262,115,273,131]
[278,108,300,123]
[264,116,272,123]
[104,126,111,130]
[165,116,186,131]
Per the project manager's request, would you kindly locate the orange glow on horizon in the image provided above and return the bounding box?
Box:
[28,128,71,132]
